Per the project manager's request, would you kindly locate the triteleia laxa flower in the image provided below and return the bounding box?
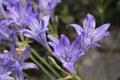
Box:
[67,13,110,52]
[20,15,50,49]
[35,0,61,15]
[0,44,38,80]
[0,20,18,45]
[48,34,84,72]
[7,0,36,27]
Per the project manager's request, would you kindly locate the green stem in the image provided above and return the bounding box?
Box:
[18,33,24,42]
[48,56,69,75]
[23,72,33,80]
[31,49,62,78]
[30,55,55,80]
[57,74,82,80]
[72,73,82,80]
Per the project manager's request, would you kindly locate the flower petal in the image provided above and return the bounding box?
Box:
[48,35,59,44]
[14,61,24,80]
[37,32,49,49]
[57,35,70,58]
[24,0,32,14]
[40,15,50,29]
[10,44,17,59]
[70,35,81,53]
[48,42,57,49]
[63,62,75,73]
[59,34,70,48]
[0,74,15,80]
[71,50,84,63]
[18,47,31,64]
[90,42,100,47]
[21,62,38,70]
[67,24,83,35]
[1,0,15,6]
[19,29,34,38]
[83,13,96,33]
[14,0,23,16]
[29,18,40,33]
[93,23,110,42]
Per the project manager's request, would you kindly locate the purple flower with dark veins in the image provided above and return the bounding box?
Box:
[48,34,84,72]
[7,0,36,27]
[67,13,110,52]
[35,0,61,15]
[0,44,38,80]
[20,15,50,49]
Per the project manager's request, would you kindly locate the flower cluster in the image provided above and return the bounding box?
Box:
[48,14,110,72]
[0,0,62,79]
[0,44,38,80]
[0,0,110,79]
[20,15,50,49]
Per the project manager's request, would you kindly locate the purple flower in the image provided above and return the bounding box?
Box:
[0,20,18,45]
[7,0,35,27]
[67,13,110,52]
[20,15,50,49]
[36,0,61,15]
[48,34,84,72]
[0,44,38,80]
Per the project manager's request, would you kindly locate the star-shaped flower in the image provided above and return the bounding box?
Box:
[7,0,36,27]
[20,15,50,49]
[0,44,38,80]
[67,13,110,52]
[48,34,84,72]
